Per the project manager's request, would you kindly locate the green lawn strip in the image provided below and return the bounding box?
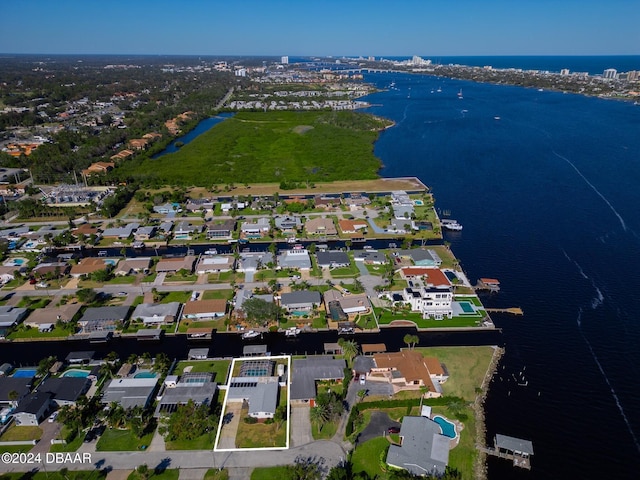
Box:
[0,425,42,441]
[96,428,153,451]
[159,291,191,303]
[165,431,215,450]
[49,426,85,452]
[414,346,495,401]
[0,445,30,454]
[311,418,338,440]
[351,437,390,479]
[376,308,481,328]
[204,469,229,480]
[106,276,137,285]
[178,318,227,333]
[235,417,287,448]
[250,466,290,480]
[164,274,198,283]
[202,289,234,300]
[173,360,231,383]
[127,469,179,480]
[8,325,74,339]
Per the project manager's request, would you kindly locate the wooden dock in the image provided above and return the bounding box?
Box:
[479,446,531,469]
[486,307,524,315]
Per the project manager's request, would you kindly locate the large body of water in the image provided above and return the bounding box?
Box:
[360,70,640,478]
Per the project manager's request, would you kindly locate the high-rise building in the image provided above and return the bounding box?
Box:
[281,56,289,65]
[627,71,639,82]
[603,68,618,79]
[560,69,570,76]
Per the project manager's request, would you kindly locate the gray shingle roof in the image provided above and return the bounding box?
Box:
[280,290,322,307]
[80,306,129,323]
[495,434,534,455]
[291,357,346,400]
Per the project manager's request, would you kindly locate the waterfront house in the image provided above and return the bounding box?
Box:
[134,226,156,240]
[338,219,368,234]
[323,290,370,316]
[401,272,453,320]
[277,248,311,270]
[305,217,337,236]
[79,306,129,333]
[274,215,301,233]
[155,255,196,273]
[24,303,82,332]
[353,250,387,265]
[371,351,445,396]
[280,290,322,313]
[397,249,442,267]
[38,377,91,407]
[0,306,28,328]
[237,251,274,273]
[101,377,158,409]
[181,299,227,320]
[156,372,217,416]
[102,223,139,239]
[290,356,346,403]
[0,377,32,407]
[316,251,350,269]
[114,257,152,276]
[240,217,270,239]
[13,392,51,426]
[174,221,201,236]
[386,415,450,477]
[206,219,236,240]
[314,195,340,209]
[227,375,279,419]
[131,302,180,326]
[195,255,235,274]
[70,257,112,278]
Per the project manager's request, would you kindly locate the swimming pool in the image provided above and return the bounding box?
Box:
[134,371,157,379]
[3,258,26,267]
[104,259,117,266]
[433,415,457,438]
[458,301,475,313]
[413,200,424,206]
[174,234,190,240]
[61,369,90,378]
[12,368,36,378]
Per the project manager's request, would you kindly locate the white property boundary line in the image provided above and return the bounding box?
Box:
[213,354,291,452]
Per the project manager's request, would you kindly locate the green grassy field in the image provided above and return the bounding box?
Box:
[95,428,153,451]
[118,111,390,186]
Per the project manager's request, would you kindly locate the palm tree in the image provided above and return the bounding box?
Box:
[403,334,419,350]
[309,403,330,432]
[338,338,359,365]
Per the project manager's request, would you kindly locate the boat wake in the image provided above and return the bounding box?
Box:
[565,251,640,453]
[552,151,628,233]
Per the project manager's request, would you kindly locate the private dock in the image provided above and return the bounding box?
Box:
[486,307,524,315]
[481,434,533,470]
[475,278,501,292]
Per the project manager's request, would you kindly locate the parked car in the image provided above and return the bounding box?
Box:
[388,426,400,434]
[48,411,59,423]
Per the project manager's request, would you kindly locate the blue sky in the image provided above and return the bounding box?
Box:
[2,0,638,56]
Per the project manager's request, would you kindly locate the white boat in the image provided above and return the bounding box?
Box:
[442,221,463,231]
[287,237,298,244]
[494,116,501,120]
[457,89,463,99]
[241,330,261,340]
[437,87,442,93]
[204,249,218,255]
[285,327,301,337]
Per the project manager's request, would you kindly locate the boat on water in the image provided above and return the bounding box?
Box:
[204,249,218,255]
[287,237,298,244]
[442,219,463,231]
[132,241,145,249]
[437,87,442,93]
[241,330,261,340]
[285,327,301,337]
[494,116,501,120]
[457,89,463,99]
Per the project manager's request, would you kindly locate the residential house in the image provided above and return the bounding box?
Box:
[70,257,112,278]
[13,392,51,425]
[195,255,235,274]
[156,373,217,416]
[323,290,371,316]
[353,250,387,265]
[0,266,16,284]
[397,249,442,267]
[79,306,129,333]
[277,248,311,270]
[305,217,337,236]
[181,299,227,320]
[128,138,149,150]
[386,416,450,477]
[206,219,236,240]
[233,289,274,317]
[314,195,340,209]
[316,251,350,269]
[102,223,139,239]
[290,357,346,403]
[134,226,156,240]
[38,377,91,407]
[155,255,196,273]
[114,257,152,276]
[401,271,453,319]
[274,216,301,234]
[227,375,279,419]
[240,217,270,239]
[343,193,371,209]
[153,203,180,215]
[101,377,158,409]
[110,149,134,161]
[158,222,173,235]
[185,198,214,212]
[131,302,180,326]
[0,377,32,407]
[338,219,368,234]
[280,291,322,313]
[220,201,245,213]
[237,252,274,273]
[174,221,201,236]
[24,303,82,332]
[371,351,444,397]
[72,223,100,237]
[82,162,114,177]
[0,306,28,328]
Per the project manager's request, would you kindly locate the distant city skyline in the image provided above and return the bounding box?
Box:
[2,0,638,57]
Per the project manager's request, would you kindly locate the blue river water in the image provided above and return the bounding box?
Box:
[152,112,234,158]
[361,72,640,479]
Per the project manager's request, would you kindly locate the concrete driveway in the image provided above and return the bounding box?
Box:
[290,405,312,447]
[30,419,62,455]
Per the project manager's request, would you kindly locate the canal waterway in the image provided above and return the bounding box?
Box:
[361,71,640,479]
[152,113,234,158]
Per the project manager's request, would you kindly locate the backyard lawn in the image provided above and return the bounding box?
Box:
[96,428,153,451]
[173,359,231,384]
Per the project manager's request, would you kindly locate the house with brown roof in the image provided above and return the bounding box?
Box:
[338,219,368,234]
[128,138,149,150]
[31,262,70,279]
[70,258,111,278]
[314,196,340,209]
[110,149,134,161]
[114,257,152,276]
[305,217,337,236]
[24,304,82,331]
[72,223,100,237]
[155,255,196,273]
[181,299,227,320]
[82,162,114,177]
[399,267,450,286]
[371,351,446,397]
